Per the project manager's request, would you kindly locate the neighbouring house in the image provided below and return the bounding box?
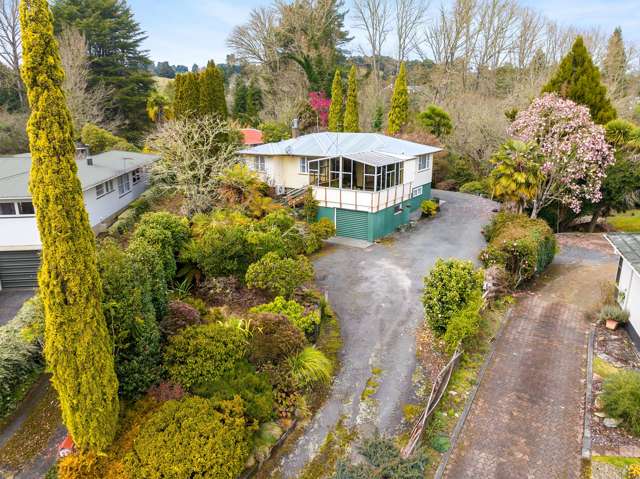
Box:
[239,132,441,242]
[0,147,159,289]
[605,233,640,349]
[240,128,264,147]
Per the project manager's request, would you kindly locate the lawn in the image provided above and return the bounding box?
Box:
[607,210,640,232]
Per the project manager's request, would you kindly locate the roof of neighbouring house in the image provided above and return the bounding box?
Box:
[240,128,264,146]
[0,150,159,199]
[238,132,442,162]
[606,233,640,275]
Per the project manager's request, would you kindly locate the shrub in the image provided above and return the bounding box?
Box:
[107,208,139,236]
[601,370,640,436]
[435,179,457,191]
[192,360,275,423]
[459,180,490,196]
[164,322,247,389]
[97,240,163,399]
[80,123,137,154]
[480,212,556,288]
[302,187,319,223]
[259,208,296,233]
[422,259,484,335]
[125,396,252,479]
[421,199,439,217]
[186,223,253,278]
[628,464,640,479]
[247,312,307,366]
[259,121,290,143]
[57,451,105,479]
[287,346,333,388]
[159,300,202,337]
[246,252,314,298]
[597,305,630,324]
[310,218,335,241]
[442,292,483,353]
[133,212,190,254]
[126,237,169,318]
[250,296,321,335]
[0,296,45,419]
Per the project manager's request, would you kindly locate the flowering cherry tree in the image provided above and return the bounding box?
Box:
[509,93,614,218]
[309,91,331,128]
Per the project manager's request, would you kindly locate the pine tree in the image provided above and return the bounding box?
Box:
[542,36,617,124]
[387,62,409,135]
[233,80,248,119]
[199,60,227,119]
[327,69,343,132]
[343,65,359,132]
[602,27,628,99]
[19,0,119,452]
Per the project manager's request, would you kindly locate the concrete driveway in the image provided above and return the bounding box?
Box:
[276,191,497,476]
[0,289,35,326]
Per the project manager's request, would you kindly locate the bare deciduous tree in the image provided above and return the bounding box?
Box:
[0,0,23,107]
[353,0,391,88]
[227,7,280,72]
[395,0,428,69]
[57,26,118,134]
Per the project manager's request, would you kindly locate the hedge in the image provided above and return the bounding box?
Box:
[480,212,556,288]
[0,296,45,419]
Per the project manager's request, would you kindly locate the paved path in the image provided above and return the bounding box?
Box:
[444,235,617,479]
[275,191,497,477]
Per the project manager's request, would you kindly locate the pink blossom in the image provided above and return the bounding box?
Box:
[309,91,331,128]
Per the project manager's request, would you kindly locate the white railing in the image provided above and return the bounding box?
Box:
[312,182,414,213]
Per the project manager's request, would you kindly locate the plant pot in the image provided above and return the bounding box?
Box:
[605,319,619,330]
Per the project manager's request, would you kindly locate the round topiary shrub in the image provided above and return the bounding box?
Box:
[125,396,252,479]
[164,322,247,389]
[247,312,307,366]
[160,300,202,337]
[245,252,314,299]
[250,297,321,335]
[602,370,640,436]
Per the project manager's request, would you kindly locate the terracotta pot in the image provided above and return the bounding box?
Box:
[605,319,619,330]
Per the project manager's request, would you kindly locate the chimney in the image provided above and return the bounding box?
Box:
[87,157,93,166]
[291,118,300,139]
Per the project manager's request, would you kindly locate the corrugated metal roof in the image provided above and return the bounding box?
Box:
[238,132,441,158]
[342,151,413,166]
[0,150,159,199]
[606,233,640,275]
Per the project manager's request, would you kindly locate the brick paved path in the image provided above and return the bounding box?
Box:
[444,296,589,479]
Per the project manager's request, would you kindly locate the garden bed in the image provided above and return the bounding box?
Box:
[591,323,640,457]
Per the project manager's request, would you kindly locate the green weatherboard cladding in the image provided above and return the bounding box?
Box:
[318,183,431,241]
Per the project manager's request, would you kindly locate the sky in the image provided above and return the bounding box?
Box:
[128,0,640,67]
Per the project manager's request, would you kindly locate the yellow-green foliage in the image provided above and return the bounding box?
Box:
[19,0,119,451]
[328,69,343,132]
[442,292,483,353]
[343,66,359,132]
[421,199,438,217]
[250,296,321,335]
[199,60,227,119]
[80,123,137,154]
[387,62,409,135]
[124,396,253,479]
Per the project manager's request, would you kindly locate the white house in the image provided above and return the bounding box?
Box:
[0,149,158,289]
[239,132,442,242]
[605,233,640,349]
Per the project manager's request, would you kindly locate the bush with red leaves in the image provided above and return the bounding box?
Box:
[160,300,202,337]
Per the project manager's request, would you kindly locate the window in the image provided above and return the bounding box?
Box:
[96,179,114,198]
[117,173,131,196]
[412,186,423,198]
[0,201,34,216]
[17,202,35,215]
[394,204,403,215]
[132,168,142,184]
[0,202,16,215]
[418,155,430,171]
[253,156,266,172]
[299,157,310,174]
[96,183,105,197]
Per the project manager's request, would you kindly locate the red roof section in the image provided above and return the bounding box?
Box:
[240,128,264,146]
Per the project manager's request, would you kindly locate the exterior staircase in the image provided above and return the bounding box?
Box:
[281,186,308,207]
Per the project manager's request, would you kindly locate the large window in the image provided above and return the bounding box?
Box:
[308,157,407,191]
[0,201,34,216]
[117,173,131,196]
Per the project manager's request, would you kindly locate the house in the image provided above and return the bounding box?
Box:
[240,128,264,147]
[239,132,441,242]
[605,233,640,348]
[0,148,159,289]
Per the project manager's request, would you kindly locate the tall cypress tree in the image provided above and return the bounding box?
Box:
[200,60,227,119]
[246,79,262,121]
[19,0,119,451]
[602,27,628,99]
[343,65,359,132]
[233,79,248,119]
[387,62,409,135]
[173,73,186,118]
[327,69,343,132]
[542,36,616,124]
[175,71,200,118]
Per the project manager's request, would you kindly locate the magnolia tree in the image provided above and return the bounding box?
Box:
[509,93,614,218]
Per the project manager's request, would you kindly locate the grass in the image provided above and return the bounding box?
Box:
[360,367,382,401]
[297,417,357,479]
[608,209,640,232]
[593,357,619,379]
[0,378,61,470]
[592,455,640,468]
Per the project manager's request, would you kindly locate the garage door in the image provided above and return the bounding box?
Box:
[336,209,369,241]
[0,250,40,289]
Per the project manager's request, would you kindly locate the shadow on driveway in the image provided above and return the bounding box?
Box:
[0,289,35,326]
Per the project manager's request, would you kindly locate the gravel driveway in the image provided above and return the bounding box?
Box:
[276,191,497,477]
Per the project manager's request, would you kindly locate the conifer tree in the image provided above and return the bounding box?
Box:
[246,79,262,121]
[233,80,248,119]
[176,71,200,118]
[173,73,186,118]
[343,65,359,132]
[327,69,343,132]
[19,0,119,451]
[602,27,628,99]
[387,62,409,135]
[199,60,227,119]
[542,36,616,124]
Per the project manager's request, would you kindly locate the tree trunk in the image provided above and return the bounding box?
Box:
[588,206,603,233]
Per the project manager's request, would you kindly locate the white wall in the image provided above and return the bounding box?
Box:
[0,216,41,249]
[618,259,640,338]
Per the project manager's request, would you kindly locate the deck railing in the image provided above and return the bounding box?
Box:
[312,182,414,213]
